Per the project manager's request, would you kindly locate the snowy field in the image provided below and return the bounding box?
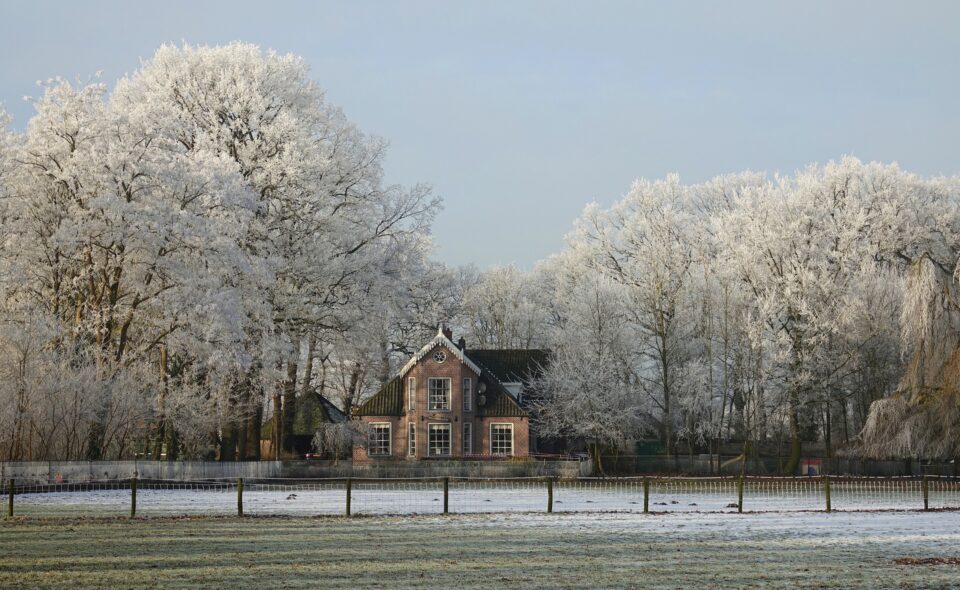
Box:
[6,479,958,517]
[2,511,960,588]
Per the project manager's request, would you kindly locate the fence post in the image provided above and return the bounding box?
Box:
[130,476,137,518]
[345,478,352,517]
[547,478,554,513]
[6,478,12,518]
[823,475,831,513]
[923,476,929,511]
[443,477,449,514]
[737,476,744,514]
[643,478,649,514]
[237,478,243,517]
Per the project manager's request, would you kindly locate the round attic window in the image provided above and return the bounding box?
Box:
[433,350,447,363]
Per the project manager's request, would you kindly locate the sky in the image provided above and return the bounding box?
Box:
[1,1,958,269]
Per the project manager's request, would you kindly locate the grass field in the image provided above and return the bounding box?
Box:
[2,511,959,589]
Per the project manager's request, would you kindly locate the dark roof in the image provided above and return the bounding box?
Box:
[355,375,403,416]
[292,392,346,434]
[355,348,550,418]
[466,349,549,383]
[474,371,526,417]
[260,392,345,439]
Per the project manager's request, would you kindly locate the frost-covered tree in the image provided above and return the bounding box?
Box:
[460,265,549,349]
[536,159,958,470]
[568,176,699,455]
[531,273,647,472]
[843,161,960,460]
[109,43,439,459]
[0,44,441,460]
[716,161,884,469]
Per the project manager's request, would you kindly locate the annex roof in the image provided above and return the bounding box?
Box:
[466,349,549,384]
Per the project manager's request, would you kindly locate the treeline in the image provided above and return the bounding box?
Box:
[2,44,958,463]
[523,164,960,469]
[446,164,960,467]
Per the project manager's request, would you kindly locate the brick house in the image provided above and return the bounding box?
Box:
[353,327,548,460]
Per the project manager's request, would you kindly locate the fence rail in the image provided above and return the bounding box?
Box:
[3,475,958,518]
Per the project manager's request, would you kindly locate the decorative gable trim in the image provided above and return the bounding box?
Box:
[399,327,483,378]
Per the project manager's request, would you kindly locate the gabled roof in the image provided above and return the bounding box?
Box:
[355,376,403,416]
[355,338,550,418]
[292,392,346,434]
[399,327,482,378]
[261,391,346,438]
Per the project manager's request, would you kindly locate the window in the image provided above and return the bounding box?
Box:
[433,349,447,363]
[490,423,513,456]
[408,423,416,457]
[368,423,391,456]
[428,423,451,456]
[407,377,416,411]
[428,378,451,411]
[462,423,472,455]
[462,378,472,412]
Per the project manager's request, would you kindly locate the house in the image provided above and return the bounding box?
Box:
[261,391,347,458]
[354,327,548,460]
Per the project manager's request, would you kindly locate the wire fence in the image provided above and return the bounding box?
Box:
[3,476,958,518]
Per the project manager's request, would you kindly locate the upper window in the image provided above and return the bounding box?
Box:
[428,378,451,411]
[490,423,513,456]
[462,378,472,412]
[369,423,391,456]
[428,423,451,456]
[407,377,416,411]
[433,349,447,363]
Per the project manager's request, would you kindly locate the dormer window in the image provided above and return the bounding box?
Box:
[433,349,447,363]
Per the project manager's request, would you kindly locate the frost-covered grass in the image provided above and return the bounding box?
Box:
[6,480,956,517]
[1,511,959,588]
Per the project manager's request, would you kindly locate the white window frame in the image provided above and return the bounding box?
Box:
[408,377,416,411]
[462,378,472,412]
[490,423,514,456]
[368,422,392,457]
[428,423,452,457]
[408,423,416,457]
[462,422,472,455]
[428,378,451,411]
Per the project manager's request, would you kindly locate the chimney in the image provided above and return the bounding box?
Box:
[442,326,453,340]
[457,337,466,351]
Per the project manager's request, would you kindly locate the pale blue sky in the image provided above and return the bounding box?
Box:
[2,1,958,268]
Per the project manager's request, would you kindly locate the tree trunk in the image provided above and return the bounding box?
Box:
[281,358,298,454]
[272,389,282,460]
[591,440,605,476]
[824,399,833,458]
[784,389,802,475]
[840,397,850,444]
[244,404,261,460]
[237,416,248,461]
[220,423,237,462]
[158,345,179,461]
[301,335,315,397]
[164,426,180,461]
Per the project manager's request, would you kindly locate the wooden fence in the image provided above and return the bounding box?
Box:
[3,475,958,518]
